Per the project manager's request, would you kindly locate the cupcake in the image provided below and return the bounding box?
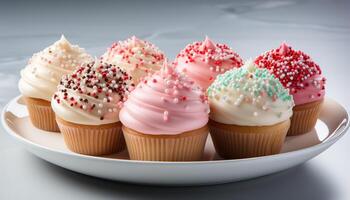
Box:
[175,36,243,90]
[207,60,294,159]
[255,43,325,135]
[120,61,209,161]
[52,60,134,155]
[101,36,165,84]
[18,35,92,132]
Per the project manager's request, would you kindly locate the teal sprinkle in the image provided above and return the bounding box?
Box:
[207,64,293,102]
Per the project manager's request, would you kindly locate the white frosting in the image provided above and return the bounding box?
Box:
[208,60,294,126]
[18,35,93,101]
[101,36,164,84]
[51,89,121,125]
[51,60,134,125]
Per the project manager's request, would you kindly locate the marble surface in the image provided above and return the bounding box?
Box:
[0,0,349,199]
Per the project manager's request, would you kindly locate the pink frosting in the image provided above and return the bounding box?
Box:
[175,36,243,89]
[292,74,325,105]
[119,61,209,135]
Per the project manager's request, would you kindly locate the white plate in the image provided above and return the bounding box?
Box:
[1,96,349,186]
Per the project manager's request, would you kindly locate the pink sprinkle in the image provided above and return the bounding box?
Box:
[163,111,169,121]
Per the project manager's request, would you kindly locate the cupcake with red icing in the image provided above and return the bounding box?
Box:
[175,36,243,90]
[101,36,165,84]
[52,59,134,155]
[120,61,209,161]
[255,43,325,135]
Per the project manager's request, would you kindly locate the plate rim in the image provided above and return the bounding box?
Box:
[2,95,349,165]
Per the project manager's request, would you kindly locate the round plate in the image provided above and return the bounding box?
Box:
[1,96,349,186]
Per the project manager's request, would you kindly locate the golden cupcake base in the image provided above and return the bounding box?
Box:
[288,99,324,136]
[56,117,125,156]
[24,97,60,132]
[209,119,290,159]
[122,125,209,161]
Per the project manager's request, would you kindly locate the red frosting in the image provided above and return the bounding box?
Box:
[254,43,326,105]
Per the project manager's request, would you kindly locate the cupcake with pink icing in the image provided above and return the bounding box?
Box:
[175,36,243,90]
[120,61,209,161]
[101,36,165,84]
[255,43,326,135]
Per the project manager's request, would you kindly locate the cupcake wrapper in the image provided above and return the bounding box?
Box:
[209,120,290,159]
[24,97,60,132]
[288,99,323,136]
[56,117,125,156]
[122,125,209,161]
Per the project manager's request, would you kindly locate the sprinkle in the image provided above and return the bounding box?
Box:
[176,37,243,70]
[163,110,169,121]
[207,61,293,112]
[123,62,209,125]
[102,36,165,77]
[53,61,133,121]
[255,43,324,95]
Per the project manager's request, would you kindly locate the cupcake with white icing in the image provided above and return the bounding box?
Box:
[52,59,134,155]
[207,60,294,159]
[101,36,165,84]
[18,35,92,132]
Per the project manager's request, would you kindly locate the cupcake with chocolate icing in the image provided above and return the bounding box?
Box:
[255,43,325,135]
[101,36,165,84]
[52,59,134,155]
[120,61,209,161]
[175,36,243,90]
[18,35,92,132]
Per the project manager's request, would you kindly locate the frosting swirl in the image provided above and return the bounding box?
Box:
[101,36,165,84]
[120,61,209,135]
[52,60,134,125]
[208,60,294,126]
[255,42,325,105]
[19,35,93,101]
[175,36,243,89]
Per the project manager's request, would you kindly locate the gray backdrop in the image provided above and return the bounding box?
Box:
[1,0,349,199]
